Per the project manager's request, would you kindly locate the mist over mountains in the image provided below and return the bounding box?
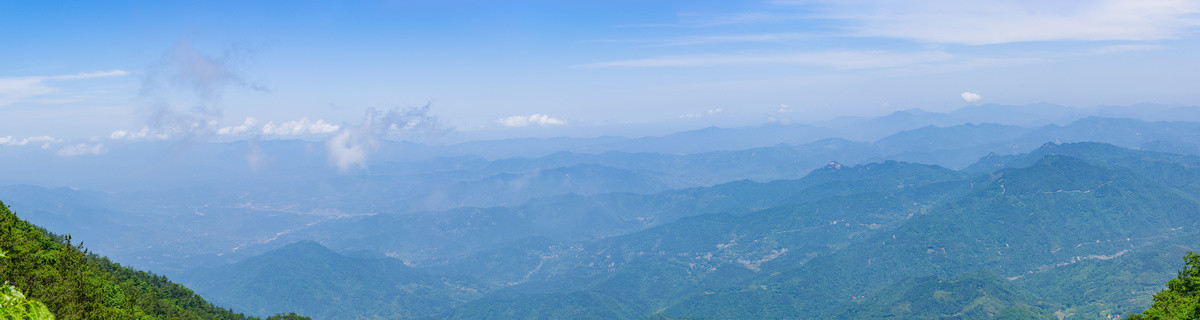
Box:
[5,103,1200,319]
[12,0,1200,317]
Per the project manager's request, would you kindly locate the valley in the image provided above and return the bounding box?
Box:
[6,105,1200,319]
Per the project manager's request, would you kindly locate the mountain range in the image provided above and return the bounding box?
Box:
[164,142,1200,319]
[5,104,1200,319]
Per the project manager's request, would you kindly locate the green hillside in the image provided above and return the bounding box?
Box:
[837,269,1055,320]
[661,154,1200,319]
[430,162,978,318]
[1019,240,1197,318]
[157,142,1200,320]
[1129,251,1200,320]
[277,159,965,268]
[0,201,308,320]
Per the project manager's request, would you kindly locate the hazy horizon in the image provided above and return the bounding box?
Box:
[5,2,1200,320]
[5,1,1200,143]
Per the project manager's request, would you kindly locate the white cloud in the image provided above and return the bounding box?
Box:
[56,143,108,157]
[218,117,259,135]
[680,108,724,119]
[55,70,131,80]
[326,128,372,172]
[801,0,1200,45]
[498,114,567,127]
[580,50,954,69]
[326,106,447,171]
[961,91,982,102]
[261,118,340,136]
[110,127,172,140]
[0,70,130,106]
[777,104,794,113]
[0,136,63,147]
[113,116,342,140]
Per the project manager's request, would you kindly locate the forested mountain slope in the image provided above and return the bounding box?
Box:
[26,142,1199,320]
[659,150,1200,319]
[270,160,965,267]
[0,201,308,320]
[1128,251,1200,319]
[431,143,1200,319]
[836,270,1056,320]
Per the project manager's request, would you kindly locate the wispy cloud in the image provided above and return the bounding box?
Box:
[136,40,265,139]
[110,127,173,140]
[116,116,342,140]
[497,114,566,127]
[583,0,1194,79]
[217,117,260,135]
[585,33,814,47]
[1089,44,1169,55]
[0,70,130,106]
[616,12,811,28]
[327,106,449,171]
[213,117,341,136]
[262,118,340,136]
[56,142,108,157]
[0,136,62,148]
[680,108,723,119]
[580,50,953,69]
[791,0,1200,45]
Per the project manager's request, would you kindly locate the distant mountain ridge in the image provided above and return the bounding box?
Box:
[8,115,1200,281]
[192,142,1200,320]
[658,146,1200,319]
[5,103,1200,193]
[179,240,481,320]
[6,105,1200,319]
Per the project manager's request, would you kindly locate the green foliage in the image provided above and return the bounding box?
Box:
[836,270,1055,320]
[442,162,975,319]
[1,282,54,320]
[264,313,311,320]
[1129,252,1200,320]
[1016,241,1195,318]
[657,151,1200,319]
[0,200,307,320]
[10,142,1191,320]
[431,147,1200,319]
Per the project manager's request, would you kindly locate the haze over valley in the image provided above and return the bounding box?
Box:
[4,1,1200,319]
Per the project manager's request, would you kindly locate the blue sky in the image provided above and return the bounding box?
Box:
[2,0,1200,145]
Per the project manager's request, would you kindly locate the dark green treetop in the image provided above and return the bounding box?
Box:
[1130,252,1200,320]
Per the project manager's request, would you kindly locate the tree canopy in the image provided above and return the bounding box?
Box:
[1,282,54,320]
[0,201,309,320]
[1130,252,1200,320]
